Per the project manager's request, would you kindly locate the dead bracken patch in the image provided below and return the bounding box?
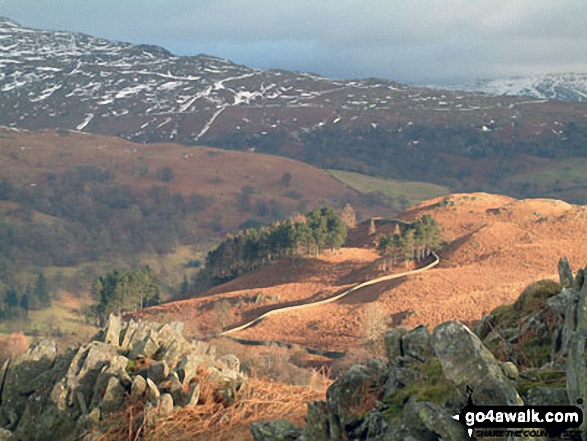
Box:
[94,372,330,441]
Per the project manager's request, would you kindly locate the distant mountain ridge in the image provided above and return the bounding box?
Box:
[439,73,587,102]
[0,16,410,141]
[4,17,587,204]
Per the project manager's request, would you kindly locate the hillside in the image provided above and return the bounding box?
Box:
[0,129,386,258]
[0,127,391,327]
[138,193,587,354]
[3,19,587,202]
[440,72,587,102]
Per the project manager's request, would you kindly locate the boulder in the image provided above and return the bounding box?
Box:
[1,340,57,418]
[349,409,389,440]
[251,420,302,441]
[63,342,120,409]
[183,382,200,407]
[325,361,386,438]
[145,378,160,404]
[147,360,169,384]
[401,400,470,441]
[524,387,569,406]
[0,428,12,440]
[166,372,185,405]
[100,376,126,416]
[130,375,146,401]
[158,393,174,417]
[103,314,122,346]
[217,354,240,378]
[176,354,204,384]
[384,328,407,362]
[432,321,523,406]
[558,257,574,289]
[402,325,432,362]
[302,401,329,441]
[128,334,159,360]
[565,278,587,437]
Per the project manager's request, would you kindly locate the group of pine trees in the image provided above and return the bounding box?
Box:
[89,268,160,326]
[204,207,348,284]
[1,272,51,319]
[376,215,442,270]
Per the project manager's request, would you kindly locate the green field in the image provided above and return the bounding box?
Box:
[509,158,587,186]
[327,170,451,205]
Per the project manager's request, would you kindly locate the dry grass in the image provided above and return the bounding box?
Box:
[0,332,29,365]
[93,371,330,441]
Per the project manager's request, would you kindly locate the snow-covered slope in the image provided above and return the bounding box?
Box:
[0,16,541,144]
[0,17,414,141]
[441,73,587,102]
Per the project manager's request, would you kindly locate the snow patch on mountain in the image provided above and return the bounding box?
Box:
[437,73,587,102]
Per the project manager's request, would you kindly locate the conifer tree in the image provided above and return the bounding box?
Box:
[377,235,393,271]
[33,272,51,308]
[19,293,29,315]
[180,274,189,296]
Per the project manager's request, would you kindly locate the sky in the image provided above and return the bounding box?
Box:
[1,0,587,85]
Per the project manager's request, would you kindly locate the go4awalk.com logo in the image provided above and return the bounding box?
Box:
[452,387,583,439]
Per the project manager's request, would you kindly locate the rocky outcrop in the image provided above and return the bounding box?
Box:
[0,315,245,440]
[432,321,523,406]
[253,258,587,441]
[561,261,587,437]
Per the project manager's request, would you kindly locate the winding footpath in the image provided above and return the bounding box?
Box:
[218,252,440,358]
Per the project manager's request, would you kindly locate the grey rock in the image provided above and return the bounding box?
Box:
[546,290,572,315]
[64,342,119,408]
[325,363,383,437]
[167,372,184,405]
[100,376,126,416]
[146,378,160,404]
[500,361,519,381]
[157,339,183,369]
[1,339,57,417]
[130,375,146,401]
[384,328,407,362]
[476,313,496,340]
[0,318,243,441]
[89,354,129,409]
[0,428,11,440]
[384,365,420,401]
[158,393,174,417]
[403,400,471,441]
[524,387,569,406]
[302,401,329,441]
[432,321,523,405]
[566,277,587,407]
[402,325,432,361]
[251,420,301,441]
[350,409,388,439]
[103,314,122,346]
[120,319,139,351]
[0,360,9,400]
[183,382,200,407]
[218,354,240,376]
[147,360,169,384]
[575,269,585,291]
[176,354,204,384]
[128,335,159,359]
[558,257,574,289]
[116,367,133,389]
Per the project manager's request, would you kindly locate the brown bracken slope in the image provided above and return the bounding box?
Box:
[0,128,384,234]
[138,193,587,352]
